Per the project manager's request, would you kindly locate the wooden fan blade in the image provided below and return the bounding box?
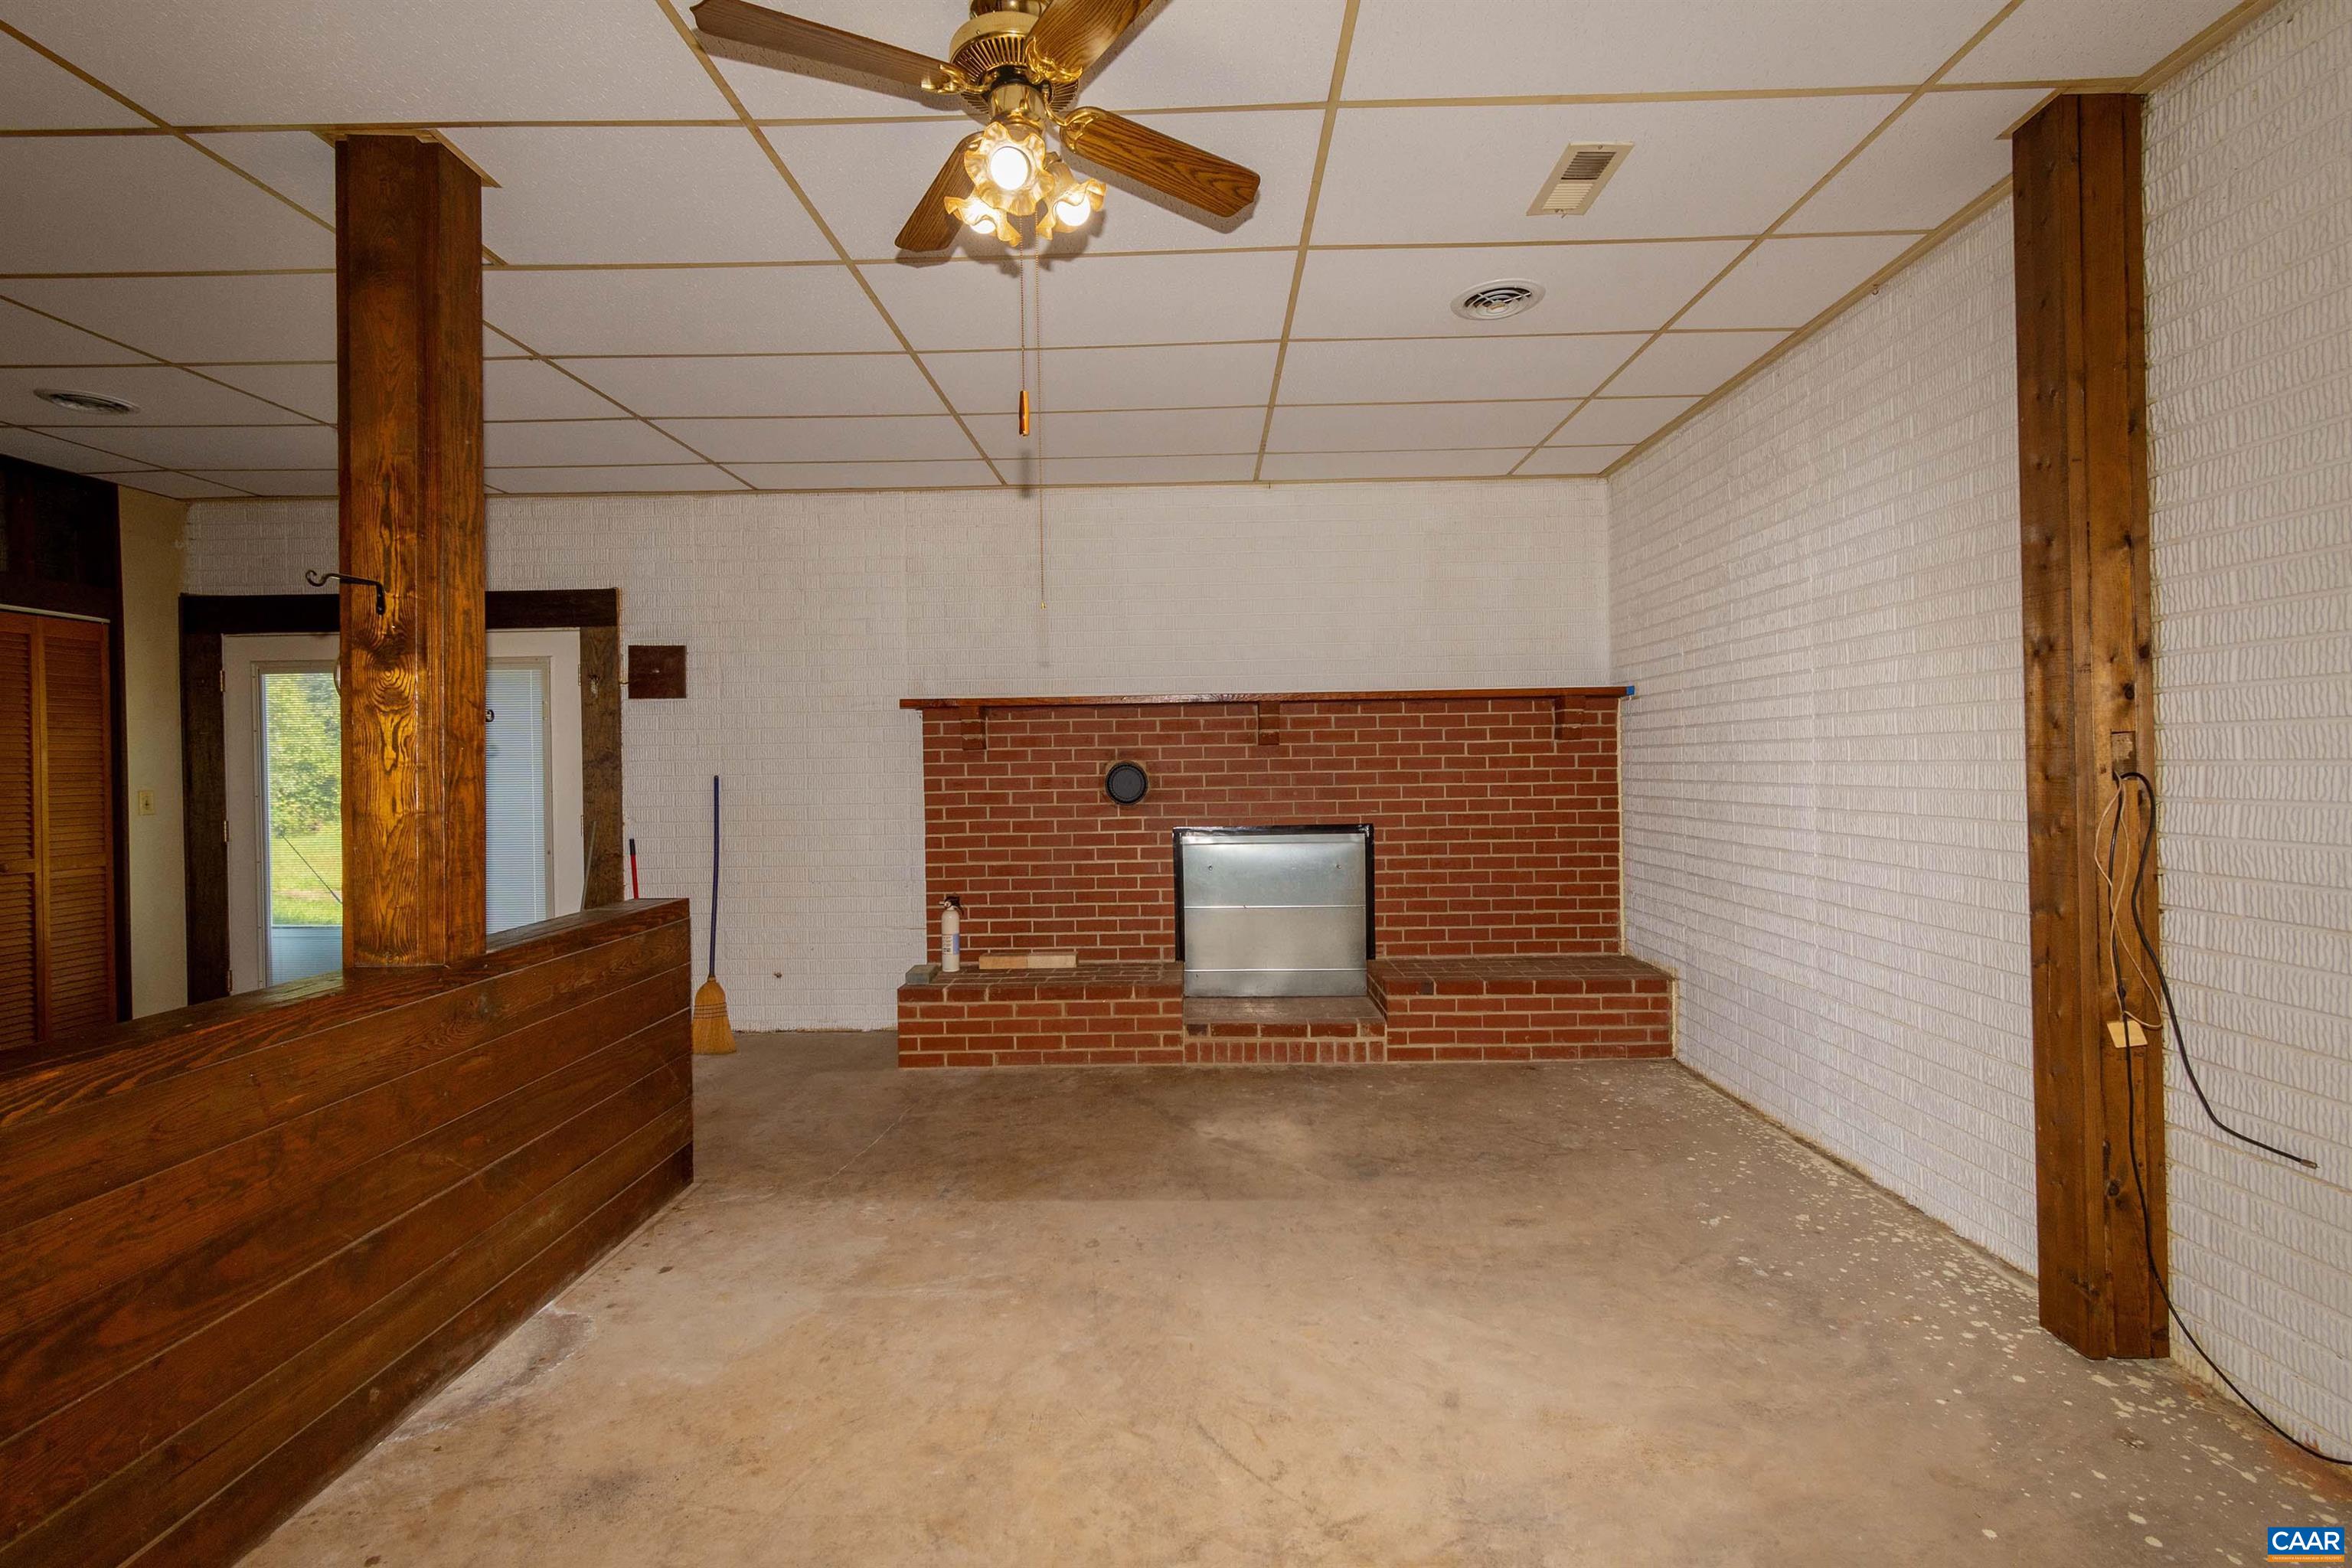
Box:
[691,0,965,95]
[897,136,979,253]
[1024,0,1155,85]
[1059,107,1259,218]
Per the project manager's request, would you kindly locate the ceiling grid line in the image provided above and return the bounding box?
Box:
[1503,0,2030,477]
[1247,0,1361,483]
[645,0,1008,486]
[0,0,2277,497]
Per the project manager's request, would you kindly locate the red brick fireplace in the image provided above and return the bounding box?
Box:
[894,688,1674,1068]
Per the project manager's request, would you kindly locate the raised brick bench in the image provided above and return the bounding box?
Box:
[1367,955,1674,1062]
[895,962,1184,1068]
[897,955,1674,1067]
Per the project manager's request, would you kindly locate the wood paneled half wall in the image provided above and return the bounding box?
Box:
[0,897,691,1566]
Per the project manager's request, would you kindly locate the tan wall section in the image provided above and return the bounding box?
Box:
[117,485,188,1016]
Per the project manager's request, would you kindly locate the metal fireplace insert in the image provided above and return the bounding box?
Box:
[1173,825,1374,997]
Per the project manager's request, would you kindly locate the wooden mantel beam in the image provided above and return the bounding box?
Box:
[335,135,487,969]
[2012,93,2167,1360]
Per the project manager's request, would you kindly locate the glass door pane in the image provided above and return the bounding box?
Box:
[260,668,341,984]
[485,662,549,933]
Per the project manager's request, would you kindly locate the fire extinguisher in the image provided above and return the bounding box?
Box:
[939,895,962,974]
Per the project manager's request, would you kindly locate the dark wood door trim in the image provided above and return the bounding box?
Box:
[178,590,625,1003]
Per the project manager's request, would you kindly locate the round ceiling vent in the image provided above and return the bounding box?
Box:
[1104,760,1150,806]
[34,387,139,416]
[1449,279,1545,322]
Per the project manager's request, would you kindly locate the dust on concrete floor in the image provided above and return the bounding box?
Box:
[244,1034,2348,1567]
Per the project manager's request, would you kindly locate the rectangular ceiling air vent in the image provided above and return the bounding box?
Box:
[1527,142,1632,216]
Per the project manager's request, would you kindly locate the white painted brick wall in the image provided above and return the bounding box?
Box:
[1608,204,2037,1272]
[2144,0,2352,1455]
[1611,0,2352,1452]
[185,479,1610,1031]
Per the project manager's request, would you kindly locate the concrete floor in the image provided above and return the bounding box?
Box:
[246,1035,2347,1567]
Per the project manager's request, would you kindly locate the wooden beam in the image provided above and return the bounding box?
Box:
[900,686,1633,711]
[335,136,487,970]
[2012,93,2167,1361]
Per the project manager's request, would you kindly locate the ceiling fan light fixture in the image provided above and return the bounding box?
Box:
[949,191,1017,243]
[1037,153,1105,239]
[966,119,1050,216]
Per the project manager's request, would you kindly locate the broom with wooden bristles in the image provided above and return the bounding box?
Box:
[691,774,737,1055]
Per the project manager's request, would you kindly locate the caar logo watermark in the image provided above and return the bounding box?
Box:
[2269,1527,2346,1562]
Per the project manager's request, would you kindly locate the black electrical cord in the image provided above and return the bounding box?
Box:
[2103,769,2349,1466]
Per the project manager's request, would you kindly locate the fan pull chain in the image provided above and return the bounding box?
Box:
[1034,256,1047,610]
[1016,255,1030,437]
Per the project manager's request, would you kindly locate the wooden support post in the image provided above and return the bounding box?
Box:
[2012,93,2167,1360]
[336,136,487,969]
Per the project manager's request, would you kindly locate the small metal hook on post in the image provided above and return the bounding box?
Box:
[305,569,387,616]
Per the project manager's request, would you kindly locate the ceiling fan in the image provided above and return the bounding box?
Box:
[691,0,1262,250]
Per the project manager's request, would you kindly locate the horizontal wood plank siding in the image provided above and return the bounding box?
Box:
[0,898,692,1567]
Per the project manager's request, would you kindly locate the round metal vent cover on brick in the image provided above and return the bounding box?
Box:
[1104,760,1150,805]
[1449,279,1545,321]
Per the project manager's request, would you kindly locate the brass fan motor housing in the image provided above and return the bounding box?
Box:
[949,3,1073,114]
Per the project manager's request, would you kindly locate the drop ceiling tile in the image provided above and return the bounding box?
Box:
[1,31,148,128]
[1546,397,1699,446]
[1014,455,1260,486]
[1276,335,1638,405]
[733,460,1001,490]
[0,299,155,366]
[195,356,612,423]
[1344,0,1993,98]
[1948,0,2242,83]
[3,273,336,363]
[557,353,942,418]
[175,470,329,497]
[96,470,245,498]
[488,360,628,420]
[484,266,899,356]
[46,423,337,469]
[1268,400,1573,452]
[769,110,1321,259]
[1258,449,1525,480]
[867,250,1296,350]
[971,406,1264,461]
[9,0,730,122]
[1790,90,2045,232]
[183,470,341,493]
[1606,332,1788,396]
[488,464,747,495]
[1518,445,1632,476]
[192,131,337,222]
[1318,97,1902,247]
[191,362,334,421]
[0,137,332,273]
[440,127,833,265]
[0,426,142,472]
[924,342,1279,415]
[484,420,694,467]
[1677,236,1917,330]
[0,364,312,426]
[1290,242,1745,340]
[1080,0,1350,110]
[655,415,978,463]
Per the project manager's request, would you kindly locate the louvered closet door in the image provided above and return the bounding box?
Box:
[38,618,115,1037]
[0,609,115,1049]
[0,616,34,1049]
